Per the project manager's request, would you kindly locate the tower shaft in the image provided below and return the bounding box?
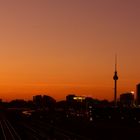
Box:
[113,55,118,107]
[114,78,117,106]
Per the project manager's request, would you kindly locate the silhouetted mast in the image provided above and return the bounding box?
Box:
[113,55,118,107]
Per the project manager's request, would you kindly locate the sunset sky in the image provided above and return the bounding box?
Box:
[0,0,140,101]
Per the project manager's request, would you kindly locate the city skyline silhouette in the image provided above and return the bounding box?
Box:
[0,1,140,140]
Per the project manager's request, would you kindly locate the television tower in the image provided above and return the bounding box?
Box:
[113,55,118,107]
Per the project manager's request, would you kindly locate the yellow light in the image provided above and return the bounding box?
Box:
[73,96,85,100]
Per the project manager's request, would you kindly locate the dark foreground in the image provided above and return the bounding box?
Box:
[0,108,140,140]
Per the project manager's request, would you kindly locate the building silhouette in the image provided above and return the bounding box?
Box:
[33,95,56,109]
[136,83,140,106]
[66,94,76,103]
[42,95,56,109]
[33,95,43,108]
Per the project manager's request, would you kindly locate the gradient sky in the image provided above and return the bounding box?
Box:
[0,0,140,101]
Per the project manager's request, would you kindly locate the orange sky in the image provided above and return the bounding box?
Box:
[0,0,140,101]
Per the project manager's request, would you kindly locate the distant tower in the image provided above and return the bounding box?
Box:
[113,55,118,107]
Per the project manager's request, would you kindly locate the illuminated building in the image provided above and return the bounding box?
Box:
[120,92,134,107]
[66,95,87,117]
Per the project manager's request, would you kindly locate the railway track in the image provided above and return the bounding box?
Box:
[21,119,92,140]
[0,119,21,140]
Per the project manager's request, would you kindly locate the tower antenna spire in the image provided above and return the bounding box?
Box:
[115,54,117,72]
